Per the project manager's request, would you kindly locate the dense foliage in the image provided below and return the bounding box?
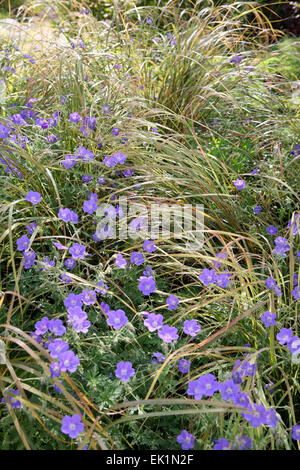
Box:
[0,0,299,450]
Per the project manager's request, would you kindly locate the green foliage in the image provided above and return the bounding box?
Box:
[0,0,299,451]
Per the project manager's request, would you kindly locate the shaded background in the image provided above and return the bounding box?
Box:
[0,0,299,36]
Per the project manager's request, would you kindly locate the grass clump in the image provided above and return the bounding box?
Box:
[0,0,299,450]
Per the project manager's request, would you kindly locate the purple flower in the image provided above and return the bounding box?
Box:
[60,274,71,285]
[64,293,83,309]
[30,332,42,343]
[41,257,55,270]
[46,134,59,144]
[95,280,108,294]
[143,239,156,253]
[214,438,231,450]
[215,271,231,289]
[48,319,66,337]
[82,175,92,183]
[64,258,76,270]
[144,313,163,332]
[83,198,98,214]
[74,146,94,162]
[80,125,89,137]
[62,154,76,169]
[69,243,86,260]
[143,266,152,277]
[230,55,242,64]
[100,302,111,315]
[178,359,191,374]
[25,190,41,205]
[0,123,10,139]
[113,151,127,165]
[59,350,80,373]
[158,325,179,343]
[183,320,201,337]
[34,316,49,335]
[274,285,283,297]
[97,176,105,184]
[265,382,275,394]
[69,112,81,123]
[152,352,165,364]
[23,250,36,269]
[275,236,290,247]
[292,286,300,300]
[26,222,37,235]
[253,205,262,215]
[67,307,90,333]
[50,362,61,378]
[176,430,194,450]
[129,217,147,232]
[86,117,96,130]
[187,380,203,400]
[287,336,300,355]
[264,409,279,428]
[16,235,30,252]
[266,225,278,236]
[123,169,134,177]
[112,128,120,136]
[288,214,300,236]
[233,179,246,190]
[197,373,219,397]
[265,276,277,290]
[292,425,300,441]
[212,252,228,269]
[138,275,156,295]
[242,403,267,428]
[219,379,240,401]
[166,294,179,311]
[1,389,22,409]
[48,339,69,358]
[115,361,135,382]
[233,391,250,408]
[251,166,259,175]
[131,251,145,266]
[61,414,84,439]
[11,114,27,126]
[81,289,96,305]
[58,208,77,223]
[104,205,117,219]
[53,381,63,394]
[89,192,98,202]
[115,253,127,269]
[240,361,256,377]
[53,241,68,250]
[198,268,216,286]
[106,309,128,330]
[261,311,276,327]
[232,370,242,384]
[273,236,290,257]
